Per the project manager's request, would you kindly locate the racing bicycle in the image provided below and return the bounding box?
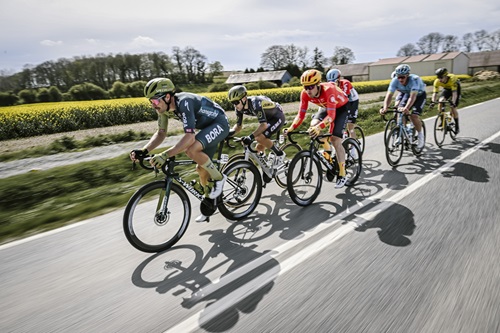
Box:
[224,132,302,188]
[123,140,262,253]
[383,109,426,167]
[432,100,457,147]
[286,131,362,206]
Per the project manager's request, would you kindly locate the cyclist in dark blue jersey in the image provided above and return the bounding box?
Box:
[130,78,229,203]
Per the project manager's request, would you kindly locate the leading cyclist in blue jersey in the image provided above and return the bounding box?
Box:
[380,64,427,149]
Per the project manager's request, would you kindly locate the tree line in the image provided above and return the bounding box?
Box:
[0,28,498,106]
[397,29,500,56]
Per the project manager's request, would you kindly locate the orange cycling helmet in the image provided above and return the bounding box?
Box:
[300,69,322,86]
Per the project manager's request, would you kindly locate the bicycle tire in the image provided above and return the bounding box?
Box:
[385,126,404,167]
[434,113,446,147]
[123,181,190,253]
[287,150,323,207]
[411,121,426,156]
[275,142,302,188]
[350,125,365,154]
[448,119,457,140]
[218,160,262,220]
[342,137,362,186]
[384,118,397,146]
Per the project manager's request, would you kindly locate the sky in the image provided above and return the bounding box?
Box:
[1,0,499,74]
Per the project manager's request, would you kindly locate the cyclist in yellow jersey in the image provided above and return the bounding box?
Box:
[430,68,461,134]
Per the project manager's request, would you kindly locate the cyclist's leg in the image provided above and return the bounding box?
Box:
[347,100,359,139]
[331,106,348,187]
[311,107,331,151]
[192,115,230,198]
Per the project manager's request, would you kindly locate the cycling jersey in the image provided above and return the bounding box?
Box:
[388,74,426,95]
[292,82,349,131]
[433,73,460,92]
[337,79,359,102]
[235,96,283,126]
[157,92,229,158]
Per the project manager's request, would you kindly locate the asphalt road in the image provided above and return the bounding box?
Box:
[1,98,499,333]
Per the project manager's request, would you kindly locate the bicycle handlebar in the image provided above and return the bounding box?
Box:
[232,137,259,154]
[286,130,332,145]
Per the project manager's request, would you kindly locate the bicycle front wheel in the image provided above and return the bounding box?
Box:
[218,160,262,220]
[287,151,322,207]
[434,113,446,147]
[386,126,404,167]
[343,138,362,186]
[384,118,397,146]
[123,181,190,253]
[351,125,365,154]
[275,142,302,188]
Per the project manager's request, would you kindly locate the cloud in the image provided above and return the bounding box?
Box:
[40,40,63,47]
[130,36,160,48]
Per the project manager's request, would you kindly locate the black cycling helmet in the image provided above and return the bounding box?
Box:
[435,68,448,79]
[228,85,247,102]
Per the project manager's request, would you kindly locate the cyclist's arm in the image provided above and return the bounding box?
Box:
[288,92,309,131]
[163,133,196,157]
[382,91,394,111]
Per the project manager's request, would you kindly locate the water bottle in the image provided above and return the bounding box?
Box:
[220,153,228,164]
[406,123,414,133]
[279,134,284,144]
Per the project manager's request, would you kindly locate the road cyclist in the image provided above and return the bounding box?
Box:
[430,67,461,134]
[326,68,363,156]
[380,64,427,150]
[130,77,230,223]
[285,69,351,188]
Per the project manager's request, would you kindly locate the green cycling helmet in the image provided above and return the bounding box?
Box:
[228,85,247,102]
[144,78,175,99]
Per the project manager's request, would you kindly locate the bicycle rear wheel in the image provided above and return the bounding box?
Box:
[434,113,446,147]
[275,142,302,188]
[411,121,426,156]
[218,160,262,220]
[287,151,322,206]
[342,138,362,186]
[386,126,404,167]
[123,181,190,253]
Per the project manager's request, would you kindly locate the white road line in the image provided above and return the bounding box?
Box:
[164,129,500,333]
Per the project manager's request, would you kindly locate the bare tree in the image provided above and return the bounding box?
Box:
[442,35,461,52]
[462,33,474,52]
[416,32,444,54]
[260,45,287,70]
[331,46,355,65]
[397,43,419,56]
[474,29,488,51]
[485,29,500,50]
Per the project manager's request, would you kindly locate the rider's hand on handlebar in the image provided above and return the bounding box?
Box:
[150,151,169,168]
[242,135,254,146]
[307,126,321,139]
[429,102,436,109]
[227,130,236,138]
[379,107,387,115]
[130,148,148,161]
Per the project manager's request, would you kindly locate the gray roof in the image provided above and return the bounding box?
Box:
[331,63,371,76]
[225,70,290,84]
[467,50,500,67]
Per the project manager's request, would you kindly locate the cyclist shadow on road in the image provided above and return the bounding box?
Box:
[441,161,490,183]
[130,229,278,332]
[353,201,416,247]
[480,141,500,154]
[226,188,341,244]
